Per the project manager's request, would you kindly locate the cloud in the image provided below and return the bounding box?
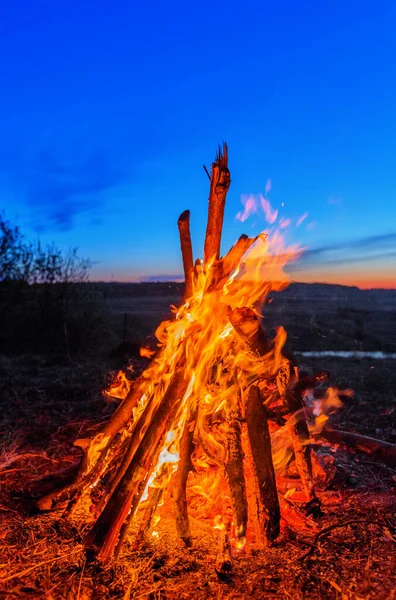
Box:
[30,147,127,232]
[3,143,129,232]
[286,232,396,272]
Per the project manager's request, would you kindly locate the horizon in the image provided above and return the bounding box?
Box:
[82,277,396,292]
[1,1,395,289]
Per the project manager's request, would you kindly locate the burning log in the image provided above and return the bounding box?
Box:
[245,385,280,543]
[215,529,233,582]
[37,374,152,511]
[224,390,248,541]
[283,375,322,516]
[204,142,231,264]
[222,235,255,278]
[319,427,396,467]
[228,306,273,359]
[229,306,321,515]
[208,234,256,291]
[178,210,194,300]
[172,405,198,546]
[133,486,164,548]
[86,368,189,561]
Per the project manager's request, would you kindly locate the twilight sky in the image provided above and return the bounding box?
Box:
[1,0,395,288]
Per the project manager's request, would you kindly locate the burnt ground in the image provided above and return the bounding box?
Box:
[0,282,395,599]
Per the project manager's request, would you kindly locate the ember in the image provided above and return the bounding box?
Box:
[38,144,344,573]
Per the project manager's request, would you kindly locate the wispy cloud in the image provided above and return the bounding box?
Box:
[3,143,129,232]
[29,147,126,232]
[287,232,396,272]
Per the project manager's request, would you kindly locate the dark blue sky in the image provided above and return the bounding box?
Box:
[1,0,395,287]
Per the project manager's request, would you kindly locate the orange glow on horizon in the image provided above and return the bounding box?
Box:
[90,270,395,290]
[292,270,396,290]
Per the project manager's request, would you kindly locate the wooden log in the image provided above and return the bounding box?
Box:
[225,394,248,540]
[228,306,273,358]
[178,210,194,300]
[229,306,319,515]
[245,385,280,543]
[92,391,158,516]
[172,406,198,546]
[133,486,164,548]
[208,234,256,291]
[204,143,231,264]
[221,235,256,279]
[37,425,130,511]
[284,378,322,515]
[215,530,233,582]
[319,428,396,467]
[85,368,188,562]
[38,357,164,511]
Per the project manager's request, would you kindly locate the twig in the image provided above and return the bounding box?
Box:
[203,164,211,180]
[76,557,86,600]
[297,519,394,561]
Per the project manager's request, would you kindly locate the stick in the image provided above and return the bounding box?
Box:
[85,368,188,562]
[215,530,233,582]
[133,486,164,548]
[173,406,198,546]
[319,428,396,467]
[208,234,256,291]
[204,143,231,264]
[297,519,392,561]
[284,377,322,515]
[245,385,280,543]
[228,306,273,358]
[92,388,160,516]
[221,235,256,279]
[178,210,194,300]
[225,392,248,540]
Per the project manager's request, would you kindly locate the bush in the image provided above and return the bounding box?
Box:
[0,213,102,357]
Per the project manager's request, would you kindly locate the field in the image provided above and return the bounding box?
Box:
[0,282,395,599]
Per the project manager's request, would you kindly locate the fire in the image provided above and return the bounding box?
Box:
[118,199,303,541]
[44,144,346,567]
[99,183,342,552]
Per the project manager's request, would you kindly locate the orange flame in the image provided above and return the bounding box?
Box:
[108,194,343,546]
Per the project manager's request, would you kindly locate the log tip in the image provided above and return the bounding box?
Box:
[215,142,229,170]
[178,210,190,225]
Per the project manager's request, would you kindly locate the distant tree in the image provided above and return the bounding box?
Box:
[0,213,97,356]
[0,213,89,284]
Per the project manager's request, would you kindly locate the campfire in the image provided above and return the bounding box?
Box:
[38,144,347,576]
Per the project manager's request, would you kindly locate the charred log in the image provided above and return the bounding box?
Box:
[178,210,194,300]
[224,392,248,540]
[245,385,280,543]
[85,368,189,562]
[228,306,273,358]
[320,427,396,467]
[172,406,198,546]
[204,143,231,264]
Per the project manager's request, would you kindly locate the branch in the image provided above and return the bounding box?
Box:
[178,210,194,300]
[203,142,231,264]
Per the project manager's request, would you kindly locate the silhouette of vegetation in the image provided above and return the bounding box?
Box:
[0,213,102,357]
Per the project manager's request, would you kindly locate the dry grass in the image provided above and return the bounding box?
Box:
[0,283,395,598]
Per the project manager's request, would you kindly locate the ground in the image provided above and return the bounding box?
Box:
[0,283,395,599]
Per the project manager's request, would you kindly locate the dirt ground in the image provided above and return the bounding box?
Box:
[0,283,395,599]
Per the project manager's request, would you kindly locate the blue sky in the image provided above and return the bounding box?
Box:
[1,0,395,287]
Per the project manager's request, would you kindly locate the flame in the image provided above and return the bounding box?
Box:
[105,370,132,400]
[105,194,344,548]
